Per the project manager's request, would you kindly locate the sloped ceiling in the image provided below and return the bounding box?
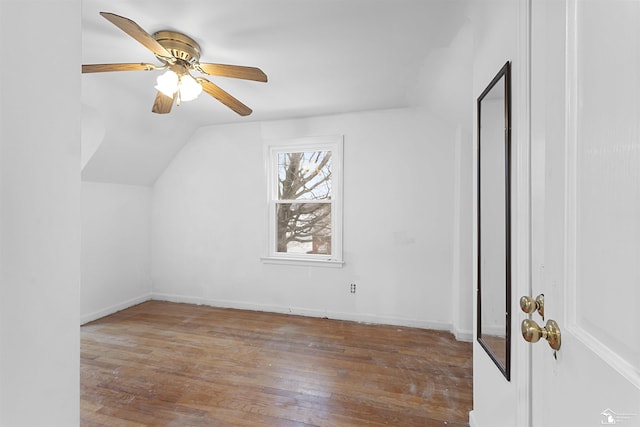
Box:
[81,0,470,186]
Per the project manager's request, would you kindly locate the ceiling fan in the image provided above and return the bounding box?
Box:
[82,12,267,116]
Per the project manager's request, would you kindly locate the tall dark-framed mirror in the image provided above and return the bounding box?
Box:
[477,61,511,380]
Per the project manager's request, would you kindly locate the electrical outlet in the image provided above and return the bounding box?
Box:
[350,283,356,293]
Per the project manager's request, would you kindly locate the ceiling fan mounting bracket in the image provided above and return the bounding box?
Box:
[153,30,201,64]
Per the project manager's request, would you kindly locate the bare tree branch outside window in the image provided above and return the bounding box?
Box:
[276,151,332,254]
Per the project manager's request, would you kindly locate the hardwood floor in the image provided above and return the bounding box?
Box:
[81,301,472,426]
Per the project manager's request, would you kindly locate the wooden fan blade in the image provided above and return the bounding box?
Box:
[100,12,173,60]
[151,91,174,114]
[197,63,267,82]
[82,63,158,73]
[198,78,252,116]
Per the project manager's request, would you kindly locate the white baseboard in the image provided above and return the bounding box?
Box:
[468,410,478,427]
[151,292,457,335]
[81,291,468,342]
[453,328,474,342]
[80,293,152,325]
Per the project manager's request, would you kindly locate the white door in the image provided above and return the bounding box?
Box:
[527,1,640,426]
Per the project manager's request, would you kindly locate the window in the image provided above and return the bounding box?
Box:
[263,135,343,266]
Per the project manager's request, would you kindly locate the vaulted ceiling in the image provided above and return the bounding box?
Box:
[81,0,470,186]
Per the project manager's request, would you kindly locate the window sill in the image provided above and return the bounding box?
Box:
[261,256,344,268]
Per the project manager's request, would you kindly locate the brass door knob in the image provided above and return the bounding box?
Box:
[520,294,544,318]
[521,318,561,351]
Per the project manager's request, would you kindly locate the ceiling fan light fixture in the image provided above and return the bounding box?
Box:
[154,69,202,102]
[178,74,202,101]
[155,70,179,97]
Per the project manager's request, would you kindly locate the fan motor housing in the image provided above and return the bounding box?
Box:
[153,30,201,63]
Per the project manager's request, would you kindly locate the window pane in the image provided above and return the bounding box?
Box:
[276,202,331,254]
[278,151,332,200]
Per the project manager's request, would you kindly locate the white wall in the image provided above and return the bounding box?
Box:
[412,16,475,341]
[151,107,460,330]
[81,182,152,323]
[0,1,81,425]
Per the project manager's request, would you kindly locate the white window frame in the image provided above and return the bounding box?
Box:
[262,135,344,267]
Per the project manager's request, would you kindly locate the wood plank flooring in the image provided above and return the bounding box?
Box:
[81,301,472,426]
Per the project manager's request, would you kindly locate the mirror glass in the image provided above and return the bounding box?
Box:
[477,62,511,380]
